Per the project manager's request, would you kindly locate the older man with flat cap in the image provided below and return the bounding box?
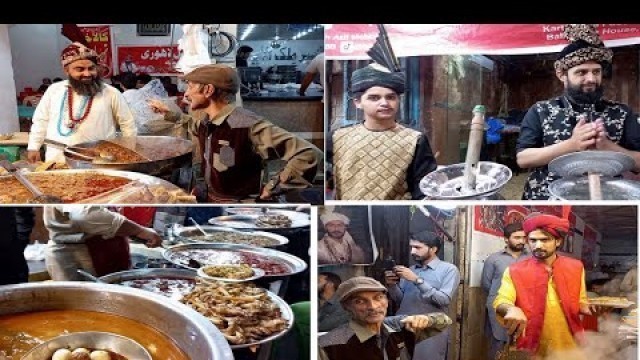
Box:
[318,212,366,265]
[27,42,136,163]
[319,276,452,360]
[328,63,437,200]
[493,212,608,358]
[517,24,640,200]
[150,64,319,202]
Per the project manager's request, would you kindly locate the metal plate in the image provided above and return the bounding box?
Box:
[197,266,265,283]
[64,136,193,176]
[98,268,198,301]
[225,206,298,215]
[21,331,152,360]
[549,150,635,177]
[209,210,311,230]
[4,169,184,204]
[419,162,512,199]
[162,243,307,277]
[174,225,289,247]
[549,177,640,200]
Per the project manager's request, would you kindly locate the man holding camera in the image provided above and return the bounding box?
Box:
[384,230,460,360]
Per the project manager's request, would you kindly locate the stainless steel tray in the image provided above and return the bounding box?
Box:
[549,177,640,200]
[162,243,307,277]
[419,162,512,199]
[549,150,635,177]
[174,225,289,247]
[209,210,311,230]
[98,268,197,301]
[0,169,184,204]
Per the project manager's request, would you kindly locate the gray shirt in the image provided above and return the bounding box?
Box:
[388,257,460,360]
[481,248,529,341]
[319,294,351,332]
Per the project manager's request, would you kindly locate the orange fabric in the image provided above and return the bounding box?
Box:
[523,214,570,239]
[509,256,585,352]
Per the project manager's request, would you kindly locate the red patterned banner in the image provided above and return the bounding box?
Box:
[116,45,180,75]
[78,25,113,78]
[325,24,640,59]
[474,205,573,237]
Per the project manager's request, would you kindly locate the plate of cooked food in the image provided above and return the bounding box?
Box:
[588,296,636,308]
[197,264,265,283]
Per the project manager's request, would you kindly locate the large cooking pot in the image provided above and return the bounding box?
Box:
[63,136,193,176]
[0,281,234,359]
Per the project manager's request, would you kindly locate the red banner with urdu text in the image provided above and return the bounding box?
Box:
[78,25,113,78]
[325,24,640,59]
[116,46,180,76]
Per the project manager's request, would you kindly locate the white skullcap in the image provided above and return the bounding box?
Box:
[320,212,350,226]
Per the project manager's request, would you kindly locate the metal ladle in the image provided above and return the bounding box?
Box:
[0,160,63,203]
[44,138,115,162]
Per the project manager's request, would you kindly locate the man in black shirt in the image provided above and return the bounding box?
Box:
[516,24,640,200]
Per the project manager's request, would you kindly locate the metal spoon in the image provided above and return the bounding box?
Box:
[76,269,105,283]
[0,160,63,203]
[189,217,213,239]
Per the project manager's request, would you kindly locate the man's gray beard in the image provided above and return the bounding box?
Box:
[68,76,103,96]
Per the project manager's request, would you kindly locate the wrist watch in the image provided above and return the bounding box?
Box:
[414,277,424,285]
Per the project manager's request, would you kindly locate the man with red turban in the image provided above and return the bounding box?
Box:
[493,212,606,359]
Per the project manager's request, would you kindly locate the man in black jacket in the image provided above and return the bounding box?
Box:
[0,207,35,285]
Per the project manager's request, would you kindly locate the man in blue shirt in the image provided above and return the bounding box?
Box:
[384,230,460,360]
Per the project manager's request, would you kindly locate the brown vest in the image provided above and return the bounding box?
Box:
[196,108,264,201]
[320,325,415,360]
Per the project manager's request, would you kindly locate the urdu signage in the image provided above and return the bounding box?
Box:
[136,24,171,36]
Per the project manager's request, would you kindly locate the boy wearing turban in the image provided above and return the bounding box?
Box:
[516,24,640,200]
[27,42,136,163]
[328,63,437,200]
[493,212,607,358]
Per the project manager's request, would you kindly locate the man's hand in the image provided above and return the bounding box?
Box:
[503,306,528,339]
[593,118,617,151]
[393,265,419,283]
[401,315,431,332]
[570,116,598,151]
[581,303,613,317]
[384,270,400,286]
[136,227,162,248]
[148,99,170,114]
[27,150,41,163]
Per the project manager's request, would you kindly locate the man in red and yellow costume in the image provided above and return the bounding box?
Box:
[493,212,606,359]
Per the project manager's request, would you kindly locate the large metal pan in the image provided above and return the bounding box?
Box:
[0,281,234,360]
[63,136,193,176]
[173,225,289,247]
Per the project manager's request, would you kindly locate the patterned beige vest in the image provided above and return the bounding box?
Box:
[333,124,420,200]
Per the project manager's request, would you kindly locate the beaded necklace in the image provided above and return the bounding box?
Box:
[57,86,94,137]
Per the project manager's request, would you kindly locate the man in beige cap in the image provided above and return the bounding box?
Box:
[149,64,319,202]
[319,276,452,360]
[28,42,136,163]
[318,212,366,265]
